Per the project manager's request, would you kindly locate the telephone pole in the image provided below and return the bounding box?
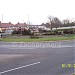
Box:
[2,14,3,23]
[28,15,30,25]
[27,15,30,29]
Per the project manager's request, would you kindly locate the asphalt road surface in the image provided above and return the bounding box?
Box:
[0,40,75,75]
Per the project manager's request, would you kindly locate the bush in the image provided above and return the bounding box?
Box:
[12,29,31,35]
[63,29,74,34]
[22,29,31,35]
[12,30,21,34]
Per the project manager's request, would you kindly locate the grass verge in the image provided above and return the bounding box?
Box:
[0,35,75,42]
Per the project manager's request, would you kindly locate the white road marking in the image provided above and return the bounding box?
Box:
[9,47,36,49]
[19,45,74,48]
[0,62,40,75]
[52,45,75,48]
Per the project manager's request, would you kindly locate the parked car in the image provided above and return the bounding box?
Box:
[0,29,13,38]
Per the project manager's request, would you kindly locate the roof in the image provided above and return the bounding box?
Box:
[0,22,14,28]
[14,23,28,27]
[0,22,28,28]
[53,26,75,30]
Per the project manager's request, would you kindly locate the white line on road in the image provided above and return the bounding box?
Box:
[9,47,36,49]
[0,62,40,75]
[9,45,75,49]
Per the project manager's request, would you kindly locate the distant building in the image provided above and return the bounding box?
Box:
[0,21,14,28]
[53,26,75,30]
[0,21,29,32]
[0,21,14,31]
[13,22,29,30]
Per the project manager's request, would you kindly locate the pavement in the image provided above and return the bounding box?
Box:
[0,40,75,75]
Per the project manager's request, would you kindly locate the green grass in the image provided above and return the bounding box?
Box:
[0,35,75,42]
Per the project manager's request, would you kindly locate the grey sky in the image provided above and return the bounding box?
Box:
[0,0,75,24]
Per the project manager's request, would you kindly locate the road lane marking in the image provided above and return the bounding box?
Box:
[9,47,36,49]
[8,45,75,49]
[0,62,40,75]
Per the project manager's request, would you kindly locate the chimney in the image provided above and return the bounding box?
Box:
[9,22,11,24]
[18,22,19,24]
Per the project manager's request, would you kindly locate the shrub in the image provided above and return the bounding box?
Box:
[12,30,21,34]
[22,29,31,35]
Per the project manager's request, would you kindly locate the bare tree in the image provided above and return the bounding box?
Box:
[62,19,70,24]
[48,16,61,30]
[53,17,62,28]
[48,16,54,31]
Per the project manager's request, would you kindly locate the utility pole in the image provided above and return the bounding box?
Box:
[28,15,30,25]
[2,14,3,23]
[27,15,30,29]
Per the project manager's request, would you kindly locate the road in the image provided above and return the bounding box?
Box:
[0,40,75,75]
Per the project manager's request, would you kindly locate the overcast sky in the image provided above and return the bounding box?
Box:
[0,0,75,24]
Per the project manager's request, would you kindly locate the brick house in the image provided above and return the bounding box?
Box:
[13,22,29,30]
[0,21,14,31]
[0,21,28,31]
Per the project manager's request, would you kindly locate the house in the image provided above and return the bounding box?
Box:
[0,28,2,32]
[29,26,42,36]
[0,21,29,31]
[0,21,14,31]
[13,22,29,30]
